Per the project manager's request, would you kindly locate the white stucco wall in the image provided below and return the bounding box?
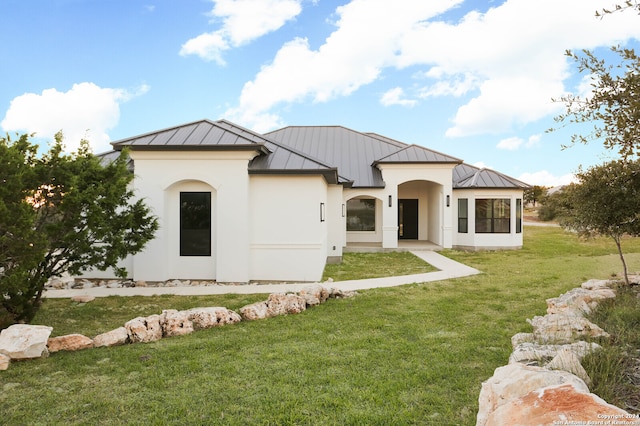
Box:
[249,175,329,282]
[343,189,385,244]
[127,150,257,283]
[452,189,524,250]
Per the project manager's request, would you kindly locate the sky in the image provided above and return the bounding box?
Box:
[2,0,640,187]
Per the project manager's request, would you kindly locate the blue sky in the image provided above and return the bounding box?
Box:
[2,0,640,186]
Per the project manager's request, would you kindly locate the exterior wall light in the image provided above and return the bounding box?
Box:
[320,202,326,222]
[388,195,392,207]
[446,195,450,207]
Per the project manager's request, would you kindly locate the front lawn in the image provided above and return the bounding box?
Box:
[2,226,639,425]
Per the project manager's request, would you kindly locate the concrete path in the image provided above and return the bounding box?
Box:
[43,251,481,299]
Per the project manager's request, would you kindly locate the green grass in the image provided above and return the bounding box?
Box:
[322,251,436,281]
[2,226,640,425]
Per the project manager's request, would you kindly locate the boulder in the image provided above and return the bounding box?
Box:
[484,383,631,425]
[527,313,610,344]
[0,353,10,370]
[581,279,615,291]
[71,295,95,303]
[93,327,129,347]
[511,332,534,349]
[125,315,163,343]
[47,334,94,353]
[299,284,330,306]
[185,307,242,329]
[240,293,307,320]
[547,348,591,386]
[0,324,53,359]
[160,310,194,337]
[546,286,616,316]
[509,341,601,365]
[477,363,589,426]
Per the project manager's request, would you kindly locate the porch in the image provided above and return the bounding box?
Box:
[344,240,442,253]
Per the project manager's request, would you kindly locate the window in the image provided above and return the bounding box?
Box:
[475,199,510,233]
[180,192,211,256]
[516,198,522,234]
[458,198,468,233]
[346,198,375,231]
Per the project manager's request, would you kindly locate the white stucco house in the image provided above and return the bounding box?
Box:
[94,119,529,283]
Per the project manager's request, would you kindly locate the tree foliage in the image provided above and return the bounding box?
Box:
[524,185,547,207]
[557,160,640,285]
[551,46,640,160]
[0,133,158,328]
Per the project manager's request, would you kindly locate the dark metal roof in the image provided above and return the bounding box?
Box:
[453,163,531,189]
[111,119,271,153]
[374,144,462,164]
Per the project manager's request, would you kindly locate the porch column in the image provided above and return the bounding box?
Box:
[382,189,398,248]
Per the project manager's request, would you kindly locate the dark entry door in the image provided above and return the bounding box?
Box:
[398,199,418,239]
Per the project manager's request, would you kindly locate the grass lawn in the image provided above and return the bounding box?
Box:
[2,226,640,425]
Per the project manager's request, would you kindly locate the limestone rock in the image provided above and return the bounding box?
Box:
[477,363,589,426]
[484,383,631,425]
[0,353,10,370]
[546,286,616,316]
[511,332,534,349]
[240,293,307,320]
[527,313,610,344]
[547,348,591,386]
[185,307,242,329]
[71,295,96,303]
[160,310,194,337]
[299,284,330,306]
[581,279,615,291]
[125,315,163,343]
[47,334,94,353]
[0,324,53,359]
[509,341,601,365]
[93,327,129,347]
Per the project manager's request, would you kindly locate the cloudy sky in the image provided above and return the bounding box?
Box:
[2,0,639,186]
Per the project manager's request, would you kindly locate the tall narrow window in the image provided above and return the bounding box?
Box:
[180,192,211,256]
[516,198,522,234]
[475,199,510,233]
[458,198,468,233]
[346,198,375,231]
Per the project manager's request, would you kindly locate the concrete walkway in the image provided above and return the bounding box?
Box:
[43,251,481,299]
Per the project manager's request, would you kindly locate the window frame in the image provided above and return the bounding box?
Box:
[458,198,468,233]
[346,198,376,232]
[475,198,511,234]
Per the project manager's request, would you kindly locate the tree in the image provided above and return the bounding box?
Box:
[551,46,640,161]
[524,185,547,207]
[557,160,640,285]
[0,133,158,328]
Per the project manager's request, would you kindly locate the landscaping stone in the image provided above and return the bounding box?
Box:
[0,353,10,370]
[71,295,95,303]
[240,293,307,320]
[160,310,194,337]
[509,341,601,365]
[482,383,631,425]
[546,286,616,316]
[0,324,53,359]
[185,307,242,329]
[47,334,94,353]
[125,315,163,343]
[546,348,591,386]
[299,284,330,306]
[527,312,610,344]
[93,327,129,347]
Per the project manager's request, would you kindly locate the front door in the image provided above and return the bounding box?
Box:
[398,199,418,239]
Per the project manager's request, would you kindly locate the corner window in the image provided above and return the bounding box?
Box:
[516,198,522,234]
[346,198,375,231]
[476,199,510,234]
[458,198,468,233]
[180,192,211,256]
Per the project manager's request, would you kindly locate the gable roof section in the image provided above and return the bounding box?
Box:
[373,144,462,164]
[453,163,530,189]
[111,119,271,153]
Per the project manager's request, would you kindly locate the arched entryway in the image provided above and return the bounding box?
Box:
[397,180,443,245]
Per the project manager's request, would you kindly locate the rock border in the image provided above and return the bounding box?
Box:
[477,278,638,425]
[0,284,355,371]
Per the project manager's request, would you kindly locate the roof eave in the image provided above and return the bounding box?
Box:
[114,143,270,155]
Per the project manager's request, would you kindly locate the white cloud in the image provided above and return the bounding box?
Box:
[180,0,303,64]
[380,87,417,107]
[226,0,462,130]
[497,133,541,150]
[518,170,577,187]
[225,0,640,134]
[1,82,148,153]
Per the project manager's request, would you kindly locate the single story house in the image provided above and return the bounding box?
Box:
[93,119,529,283]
